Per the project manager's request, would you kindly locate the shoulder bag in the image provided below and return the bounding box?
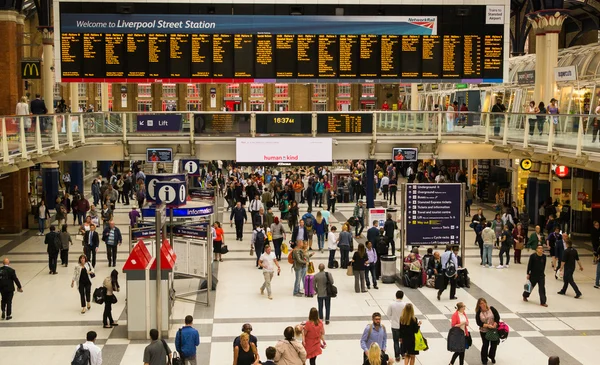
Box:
[325,272,338,298]
[485,328,500,342]
[161,339,172,365]
[346,265,354,276]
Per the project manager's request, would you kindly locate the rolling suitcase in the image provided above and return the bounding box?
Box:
[435,274,445,290]
[304,275,315,297]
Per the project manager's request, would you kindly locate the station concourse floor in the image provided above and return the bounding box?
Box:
[1,196,599,365]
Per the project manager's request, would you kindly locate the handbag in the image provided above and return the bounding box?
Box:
[346,265,354,276]
[307,262,315,275]
[111,295,118,304]
[221,245,229,254]
[414,330,429,351]
[282,242,289,255]
[485,328,500,342]
[465,333,472,349]
[161,339,173,365]
[325,272,337,298]
[524,280,532,293]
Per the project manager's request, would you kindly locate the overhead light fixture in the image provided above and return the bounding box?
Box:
[335,8,344,16]
[290,6,303,15]
[117,4,134,14]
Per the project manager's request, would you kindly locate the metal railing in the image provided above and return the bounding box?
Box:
[1,110,597,164]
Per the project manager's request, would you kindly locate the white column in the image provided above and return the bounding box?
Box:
[101,83,110,112]
[545,32,560,103]
[41,29,55,113]
[70,83,79,112]
[534,33,546,103]
[410,84,419,111]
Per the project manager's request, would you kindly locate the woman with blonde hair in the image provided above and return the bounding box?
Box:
[399,303,421,365]
[233,332,259,365]
[363,343,392,365]
[448,302,470,365]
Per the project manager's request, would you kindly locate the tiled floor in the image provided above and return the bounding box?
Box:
[0,193,598,365]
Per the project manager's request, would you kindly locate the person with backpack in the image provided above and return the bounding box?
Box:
[497,225,513,269]
[144,328,172,365]
[360,312,387,362]
[252,225,267,268]
[72,331,102,365]
[302,212,316,250]
[437,245,459,301]
[175,315,200,365]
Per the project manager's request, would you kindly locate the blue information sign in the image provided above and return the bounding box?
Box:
[142,205,214,218]
[405,183,462,246]
[155,181,187,208]
[137,114,182,132]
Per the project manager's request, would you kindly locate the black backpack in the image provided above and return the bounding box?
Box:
[71,344,91,365]
[376,237,389,255]
[444,253,457,278]
[255,230,265,246]
[93,286,106,304]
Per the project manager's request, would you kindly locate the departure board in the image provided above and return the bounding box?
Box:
[442,35,462,78]
[359,35,379,78]
[275,35,296,78]
[255,34,275,79]
[380,35,400,78]
[194,113,251,134]
[105,34,125,77]
[148,33,168,78]
[463,35,482,78]
[401,35,421,78]
[169,34,190,78]
[421,35,441,78]
[316,113,373,134]
[191,34,211,77]
[297,35,317,78]
[338,35,359,78]
[234,34,254,78]
[484,35,503,79]
[61,33,82,77]
[126,34,148,77]
[318,35,337,78]
[213,34,233,78]
[82,33,103,77]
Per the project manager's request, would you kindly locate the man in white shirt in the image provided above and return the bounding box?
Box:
[380,175,390,200]
[386,290,406,362]
[249,195,264,223]
[72,331,102,365]
[259,245,280,300]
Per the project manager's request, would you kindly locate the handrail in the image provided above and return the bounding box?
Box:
[1,110,597,165]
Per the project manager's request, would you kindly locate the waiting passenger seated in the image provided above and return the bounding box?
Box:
[421,248,434,273]
[427,251,443,278]
[403,253,423,288]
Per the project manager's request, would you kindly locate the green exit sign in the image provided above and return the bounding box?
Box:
[456,83,468,89]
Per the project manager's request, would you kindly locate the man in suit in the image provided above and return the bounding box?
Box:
[0,258,23,320]
[291,219,309,247]
[83,223,100,267]
[511,201,520,224]
[30,94,48,131]
[230,202,248,241]
[249,195,264,224]
[102,220,123,267]
[45,225,61,275]
[253,207,266,229]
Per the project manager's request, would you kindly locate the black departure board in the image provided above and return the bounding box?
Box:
[169,34,190,78]
[318,35,337,78]
[60,32,504,81]
[297,35,318,78]
[255,114,312,134]
[359,35,379,78]
[82,33,104,77]
[61,33,82,77]
[105,34,125,77]
[213,34,233,78]
[191,34,211,77]
[442,35,462,78]
[401,35,421,78]
[234,34,254,78]
[126,33,148,77]
[484,35,503,79]
[255,34,275,79]
[421,35,441,79]
[338,35,359,78]
[316,113,373,134]
[380,35,400,78]
[194,113,251,134]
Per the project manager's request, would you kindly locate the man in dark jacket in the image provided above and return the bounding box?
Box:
[83,224,100,267]
[230,202,248,241]
[384,214,398,255]
[291,219,309,246]
[0,258,23,320]
[30,94,49,132]
[45,225,61,274]
[305,183,314,213]
[523,245,548,307]
[102,221,123,267]
[557,239,583,299]
[366,220,380,246]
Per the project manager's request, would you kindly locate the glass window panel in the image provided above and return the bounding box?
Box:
[274,83,289,98]
[138,84,152,98]
[313,84,327,98]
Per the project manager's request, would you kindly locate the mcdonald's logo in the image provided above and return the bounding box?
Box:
[21,60,41,79]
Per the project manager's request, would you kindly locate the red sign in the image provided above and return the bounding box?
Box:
[577,192,588,201]
[554,188,561,195]
[555,165,569,178]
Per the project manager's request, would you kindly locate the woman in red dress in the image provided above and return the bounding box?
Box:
[303,307,326,365]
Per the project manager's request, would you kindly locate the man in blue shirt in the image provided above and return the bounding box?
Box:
[175,315,200,365]
[360,312,387,361]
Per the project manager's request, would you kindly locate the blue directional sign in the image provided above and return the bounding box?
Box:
[142,205,214,218]
[181,159,201,176]
[137,114,182,132]
[155,181,187,208]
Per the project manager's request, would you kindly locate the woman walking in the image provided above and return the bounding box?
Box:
[399,303,421,365]
[351,243,368,293]
[448,302,470,365]
[274,326,307,365]
[233,332,260,365]
[548,98,560,134]
[212,221,224,262]
[59,224,73,267]
[513,223,525,264]
[270,217,286,261]
[363,343,392,365]
[303,308,326,365]
[71,254,94,314]
[536,102,547,135]
[102,269,120,328]
[314,211,327,253]
[475,298,500,365]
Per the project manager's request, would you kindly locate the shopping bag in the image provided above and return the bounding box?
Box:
[307,262,315,275]
[346,265,354,276]
[282,243,289,255]
[414,330,429,351]
[524,280,532,293]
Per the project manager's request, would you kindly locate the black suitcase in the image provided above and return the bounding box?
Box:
[410,275,420,289]
[435,274,445,290]
[403,273,411,288]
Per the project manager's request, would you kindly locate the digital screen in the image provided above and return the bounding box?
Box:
[60,33,82,77]
[275,34,296,78]
[148,33,168,77]
[421,35,441,79]
[338,35,359,78]
[193,113,251,134]
[297,35,318,78]
[191,34,211,77]
[442,35,462,78]
[255,34,275,79]
[212,34,233,78]
[463,35,482,78]
[392,147,418,162]
[105,34,125,77]
[316,114,373,134]
[234,34,254,78]
[401,35,421,78]
[169,33,190,78]
[146,148,173,163]
[126,33,148,77]
[359,35,379,78]
[484,34,503,80]
[380,35,400,78]
[255,114,312,134]
[82,33,104,77]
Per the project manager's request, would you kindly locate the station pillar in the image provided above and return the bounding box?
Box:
[410,84,419,111]
[366,160,375,209]
[97,161,112,179]
[0,169,30,234]
[69,161,84,195]
[0,10,21,115]
[527,10,569,103]
[39,27,55,112]
[42,162,60,209]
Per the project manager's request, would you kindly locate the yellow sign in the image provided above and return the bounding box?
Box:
[520,159,532,171]
[21,60,41,79]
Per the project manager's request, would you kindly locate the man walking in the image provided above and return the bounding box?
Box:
[365,241,378,290]
[292,241,309,297]
[386,290,406,363]
[523,245,548,307]
[102,220,122,267]
[353,200,366,238]
[144,329,172,365]
[230,202,247,241]
[83,224,100,267]
[259,245,280,300]
[72,331,102,365]
[437,245,459,301]
[384,213,398,254]
[360,312,387,361]
[249,195,264,224]
[314,263,334,324]
[45,225,61,275]
[557,239,583,299]
[175,315,200,365]
[0,258,23,320]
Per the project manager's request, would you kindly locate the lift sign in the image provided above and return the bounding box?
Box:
[137,114,182,132]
